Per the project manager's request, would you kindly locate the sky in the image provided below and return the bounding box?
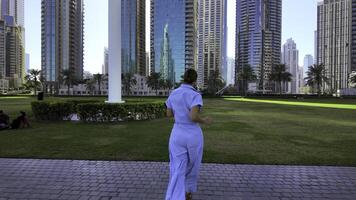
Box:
[25,0,319,74]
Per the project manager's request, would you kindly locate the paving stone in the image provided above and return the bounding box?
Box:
[0,158,355,199]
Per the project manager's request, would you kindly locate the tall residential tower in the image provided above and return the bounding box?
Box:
[151,0,198,84]
[197,0,227,89]
[41,0,84,83]
[121,0,146,76]
[317,0,351,91]
[281,38,299,94]
[235,0,282,92]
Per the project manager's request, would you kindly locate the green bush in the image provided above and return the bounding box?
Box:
[77,102,166,122]
[31,101,76,120]
[31,100,166,122]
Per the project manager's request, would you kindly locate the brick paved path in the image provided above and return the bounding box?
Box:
[0,158,355,200]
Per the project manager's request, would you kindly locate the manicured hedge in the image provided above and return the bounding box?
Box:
[77,103,166,122]
[31,100,166,122]
[31,101,76,121]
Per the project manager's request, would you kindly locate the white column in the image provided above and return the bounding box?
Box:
[107,0,124,103]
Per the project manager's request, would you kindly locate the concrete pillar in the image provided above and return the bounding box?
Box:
[107,0,124,103]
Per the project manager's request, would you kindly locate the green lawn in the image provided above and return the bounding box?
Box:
[1,96,356,166]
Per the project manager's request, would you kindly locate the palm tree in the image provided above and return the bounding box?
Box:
[207,69,225,95]
[122,73,137,95]
[305,64,328,96]
[61,69,77,96]
[349,71,356,88]
[93,73,105,95]
[237,65,256,96]
[85,79,96,95]
[23,69,41,95]
[147,72,161,95]
[269,64,293,95]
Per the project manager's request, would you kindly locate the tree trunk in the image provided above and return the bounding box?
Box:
[68,85,70,96]
[279,81,282,96]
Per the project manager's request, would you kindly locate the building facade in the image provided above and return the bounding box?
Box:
[197,0,227,89]
[121,0,146,76]
[317,0,351,92]
[303,54,313,77]
[151,0,198,84]
[102,47,108,75]
[351,0,356,72]
[0,0,24,88]
[235,0,282,93]
[282,38,299,94]
[41,0,84,83]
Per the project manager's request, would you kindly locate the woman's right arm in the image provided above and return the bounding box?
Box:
[190,106,212,124]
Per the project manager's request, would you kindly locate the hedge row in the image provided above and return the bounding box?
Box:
[77,103,165,122]
[31,100,166,122]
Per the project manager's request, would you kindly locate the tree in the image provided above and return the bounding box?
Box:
[269,64,293,95]
[147,72,161,95]
[24,69,42,95]
[207,69,225,95]
[349,71,356,88]
[61,68,78,96]
[122,73,137,95]
[237,65,256,96]
[305,64,328,96]
[85,79,96,95]
[93,73,106,95]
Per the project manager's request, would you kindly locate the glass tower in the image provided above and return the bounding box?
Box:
[235,0,282,92]
[41,0,84,82]
[121,0,146,76]
[151,0,198,84]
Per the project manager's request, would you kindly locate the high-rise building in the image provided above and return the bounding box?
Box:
[303,54,313,77]
[314,30,317,64]
[0,0,24,27]
[0,0,24,88]
[41,0,84,83]
[102,47,108,75]
[0,16,25,88]
[235,0,282,92]
[121,0,146,76]
[25,53,29,74]
[298,66,304,91]
[317,0,350,91]
[197,0,227,89]
[282,38,299,94]
[226,57,235,85]
[351,0,356,72]
[151,0,198,84]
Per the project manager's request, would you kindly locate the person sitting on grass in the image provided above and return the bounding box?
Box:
[11,111,30,129]
[0,110,10,130]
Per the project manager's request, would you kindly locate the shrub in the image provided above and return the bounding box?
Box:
[32,101,76,120]
[31,100,166,122]
[77,102,166,122]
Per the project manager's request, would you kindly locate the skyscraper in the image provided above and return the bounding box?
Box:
[0,0,24,88]
[282,38,299,94]
[303,54,313,77]
[197,0,227,89]
[121,0,146,76]
[151,0,198,84]
[317,0,350,91]
[235,0,282,92]
[41,0,84,83]
[351,0,356,72]
[102,47,108,75]
[0,0,24,27]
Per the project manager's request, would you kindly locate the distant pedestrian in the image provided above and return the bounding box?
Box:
[165,69,213,200]
[11,111,30,129]
[0,110,10,130]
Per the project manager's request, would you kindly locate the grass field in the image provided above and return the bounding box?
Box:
[1,96,356,166]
